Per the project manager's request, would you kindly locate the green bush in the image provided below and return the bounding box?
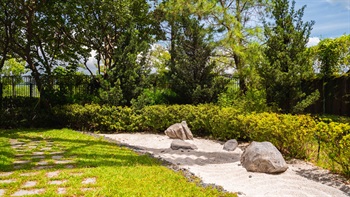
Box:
[0,97,56,128]
[316,120,350,177]
[239,113,316,159]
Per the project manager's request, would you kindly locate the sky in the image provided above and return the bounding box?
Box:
[294,0,350,46]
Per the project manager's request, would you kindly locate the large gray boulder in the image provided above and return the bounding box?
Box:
[223,139,238,151]
[240,141,288,174]
[170,139,197,150]
[164,121,194,140]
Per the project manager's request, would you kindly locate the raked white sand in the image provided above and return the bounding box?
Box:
[100,133,350,197]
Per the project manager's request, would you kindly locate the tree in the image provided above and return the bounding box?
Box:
[261,0,318,113]
[0,1,80,106]
[1,58,27,76]
[0,1,21,70]
[158,0,227,104]
[168,16,219,104]
[210,0,269,94]
[63,0,158,105]
[312,34,350,77]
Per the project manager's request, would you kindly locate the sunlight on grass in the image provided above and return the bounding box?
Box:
[0,129,236,196]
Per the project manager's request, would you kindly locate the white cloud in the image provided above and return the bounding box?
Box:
[307,37,321,47]
[325,0,350,10]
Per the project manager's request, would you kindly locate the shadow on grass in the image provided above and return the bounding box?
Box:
[0,129,160,173]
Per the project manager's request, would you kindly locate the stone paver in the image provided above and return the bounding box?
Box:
[31,155,45,159]
[13,160,30,165]
[0,172,13,177]
[57,188,66,194]
[40,147,52,151]
[65,165,74,169]
[49,151,65,155]
[36,161,48,166]
[70,172,83,176]
[52,155,63,160]
[12,189,45,196]
[81,188,94,191]
[22,181,37,188]
[0,189,5,196]
[20,172,39,177]
[32,152,45,155]
[27,146,37,149]
[48,180,67,185]
[0,179,16,184]
[14,165,25,170]
[82,178,96,185]
[32,165,53,170]
[54,160,73,164]
[46,171,60,178]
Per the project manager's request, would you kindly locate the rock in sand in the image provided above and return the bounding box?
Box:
[223,139,238,151]
[164,121,194,140]
[240,141,288,174]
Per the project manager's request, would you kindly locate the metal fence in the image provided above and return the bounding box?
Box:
[0,75,93,98]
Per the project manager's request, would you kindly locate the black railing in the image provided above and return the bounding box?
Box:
[0,76,39,98]
[0,75,94,98]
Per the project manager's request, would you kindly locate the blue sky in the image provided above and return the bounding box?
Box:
[294,0,350,46]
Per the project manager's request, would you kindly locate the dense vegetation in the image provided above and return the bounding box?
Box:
[1,0,349,110]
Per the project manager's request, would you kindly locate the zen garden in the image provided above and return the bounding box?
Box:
[0,0,349,196]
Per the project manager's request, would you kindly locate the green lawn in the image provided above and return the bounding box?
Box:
[0,129,236,197]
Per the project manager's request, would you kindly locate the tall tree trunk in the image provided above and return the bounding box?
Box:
[234,54,247,95]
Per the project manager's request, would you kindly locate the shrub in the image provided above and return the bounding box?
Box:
[315,120,350,177]
[239,113,316,159]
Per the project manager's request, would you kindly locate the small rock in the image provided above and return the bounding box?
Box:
[223,139,238,151]
[170,139,198,150]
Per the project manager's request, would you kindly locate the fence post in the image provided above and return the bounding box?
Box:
[12,76,15,97]
[0,77,2,107]
[30,76,33,98]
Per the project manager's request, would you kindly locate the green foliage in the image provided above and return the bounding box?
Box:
[218,80,269,113]
[311,34,350,77]
[315,119,350,177]
[239,113,316,159]
[262,0,316,113]
[53,104,140,133]
[1,58,28,76]
[131,88,176,110]
[0,97,56,128]
[166,12,223,104]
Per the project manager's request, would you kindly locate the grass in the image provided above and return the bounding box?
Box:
[0,129,236,197]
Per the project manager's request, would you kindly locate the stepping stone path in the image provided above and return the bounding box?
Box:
[22,181,37,188]
[0,139,99,196]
